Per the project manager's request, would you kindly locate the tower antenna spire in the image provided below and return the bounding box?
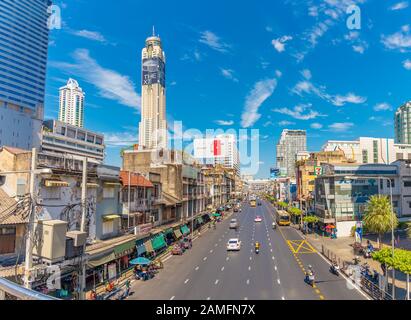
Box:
[152,25,155,37]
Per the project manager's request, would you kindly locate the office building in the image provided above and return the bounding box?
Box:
[395,101,411,144]
[41,120,105,162]
[276,129,307,178]
[58,78,85,128]
[0,0,51,149]
[138,31,167,150]
[193,134,240,176]
[322,137,411,164]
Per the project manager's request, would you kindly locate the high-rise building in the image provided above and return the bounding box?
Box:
[193,134,240,176]
[58,78,85,128]
[395,101,411,144]
[276,129,307,178]
[138,31,167,150]
[0,0,51,149]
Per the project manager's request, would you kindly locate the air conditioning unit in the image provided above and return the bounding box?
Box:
[66,230,87,247]
[32,220,68,264]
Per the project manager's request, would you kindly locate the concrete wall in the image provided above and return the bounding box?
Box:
[336,220,356,238]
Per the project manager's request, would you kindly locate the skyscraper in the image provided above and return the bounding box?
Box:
[138,31,167,150]
[395,101,411,144]
[0,0,51,149]
[276,129,307,178]
[58,78,85,128]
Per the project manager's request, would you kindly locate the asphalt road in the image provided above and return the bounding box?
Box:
[128,200,367,300]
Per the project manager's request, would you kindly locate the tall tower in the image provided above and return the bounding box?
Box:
[395,101,411,144]
[58,78,85,128]
[139,30,167,150]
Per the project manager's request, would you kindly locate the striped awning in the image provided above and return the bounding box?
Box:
[144,240,154,253]
[44,180,69,188]
[104,182,122,187]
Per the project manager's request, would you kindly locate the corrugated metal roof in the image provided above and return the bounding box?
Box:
[0,189,28,226]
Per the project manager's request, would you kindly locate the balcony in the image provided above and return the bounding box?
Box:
[122,199,151,214]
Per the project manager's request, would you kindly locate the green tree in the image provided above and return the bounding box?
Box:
[303,216,319,224]
[363,195,398,249]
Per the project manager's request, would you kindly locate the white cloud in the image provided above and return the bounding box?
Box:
[403,59,411,69]
[328,122,354,132]
[374,102,392,111]
[352,45,366,54]
[199,31,231,53]
[292,71,367,107]
[50,49,140,109]
[72,30,106,43]
[382,25,411,52]
[241,79,277,128]
[220,68,239,82]
[390,1,409,10]
[214,120,234,126]
[301,69,312,80]
[275,70,283,78]
[278,120,296,126]
[105,132,138,147]
[311,122,323,129]
[271,35,293,52]
[272,104,326,120]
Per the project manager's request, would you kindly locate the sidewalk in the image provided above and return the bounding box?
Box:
[300,227,409,300]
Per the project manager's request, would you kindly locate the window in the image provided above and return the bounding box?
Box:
[405,181,411,187]
[103,187,115,199]
[16,178,26,196]
[362,150,368,163]
[102,221,114,235]
[387,180,395,188]
[43,187,60,200]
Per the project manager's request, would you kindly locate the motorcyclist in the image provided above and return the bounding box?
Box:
[255,241,260,251]
[272,222,277,229]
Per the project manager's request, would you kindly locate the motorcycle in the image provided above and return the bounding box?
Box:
[255,247,260,254]
[330,263,340,276]
[272,223,277,230]
[305,271,315,286]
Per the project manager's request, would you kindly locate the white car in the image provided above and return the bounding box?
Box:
[226,238,242,251]
[254,216,262,223]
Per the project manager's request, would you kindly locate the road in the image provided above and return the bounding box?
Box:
[128,200,367,300]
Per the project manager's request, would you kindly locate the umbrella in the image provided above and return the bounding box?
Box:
[130,257,151,266]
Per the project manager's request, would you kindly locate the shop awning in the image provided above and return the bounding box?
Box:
[87,183,99,188]
[164,228,174,236]
[102,214,121,222]
[44,180,69,188]
[173,229,182,239]
[114,240,136,256]
[181,225,190,235]
[145,240,154,253]
[87,251,116,268]
[137,245,146,256]
[151,234,167,251]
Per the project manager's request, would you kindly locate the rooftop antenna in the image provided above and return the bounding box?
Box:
[152,25,155,37]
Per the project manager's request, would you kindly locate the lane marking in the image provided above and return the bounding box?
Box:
[277,279,281,284]
[274,266,277,271]
[184,279,190,284]
[203,257,207,261]
[226,257,229,261]
[207,297,211,300]
[170,296,175,300]
[210,249,213,253]
[282,296,285,300]
[248,266,251,271]
[221,266,225,271]
[246,279,250,285]
[195,266,199,271]
[215,279,219,285]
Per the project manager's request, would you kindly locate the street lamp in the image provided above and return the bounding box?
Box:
[344,175,396,299]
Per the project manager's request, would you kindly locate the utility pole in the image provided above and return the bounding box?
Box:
[128,171,131,230]
[79,157,88,300]
[24,148,37,289]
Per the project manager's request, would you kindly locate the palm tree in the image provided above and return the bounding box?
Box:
[363,195,398,249]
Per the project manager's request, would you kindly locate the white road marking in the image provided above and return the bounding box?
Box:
[277,279,281,284]
[272,256,275,260]
[207,297,211,300]
[170,296,175,300]
[248,266,251,271]
[203,257,207,261]
[282,296,285,300]
[274,266,277,271]
[184,279,190,284]
[226,257,229,261]
[244,297,248,300]
[270,249,273,253]
[195,266,199,271]
[215,279,219,285]
[215,244,218,247]
[249,257,252,261]
[221,266,225,271]
[210,249,213,253]
[246,279,250,285]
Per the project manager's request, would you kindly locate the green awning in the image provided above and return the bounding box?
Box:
[164,228,174,236]
[151,234,167,251]
[114,240,136,255]
[174,229,182,239]
[213,213,221,217]
[181,225,190,235]
[87,251,116,268]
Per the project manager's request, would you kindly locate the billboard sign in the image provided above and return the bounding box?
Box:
[270,168,280,179]
[314,166,323,176]
[142,57,165,86]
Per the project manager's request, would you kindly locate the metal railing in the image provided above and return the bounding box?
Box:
[0,278,60,300]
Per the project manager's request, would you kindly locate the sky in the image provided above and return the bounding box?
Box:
[45,0,411,178]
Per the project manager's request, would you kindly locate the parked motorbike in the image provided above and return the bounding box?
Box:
[330,263,340,276]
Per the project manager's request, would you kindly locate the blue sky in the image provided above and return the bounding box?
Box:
[46,0,411,178]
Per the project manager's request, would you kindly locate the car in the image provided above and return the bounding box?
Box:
[226,238,241,251]
[229,219,239,229]
[254,216,262,223]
